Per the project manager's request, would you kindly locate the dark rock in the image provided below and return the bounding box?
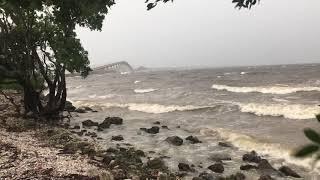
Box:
[153,121,161,125]
[226,172,246,180]
[161,125,169,129]
[105,117,123,125]
[218,142,233,148]
[178,163,193,172]
[176,126,181,128]
[258,159,279,176]
[64,101,76,111]
[242,151,262,163]
[165,136,183,146]
[85,132,97,138]
[208,163,224,173]
[119,147,127,152]
[209,153,232,162]
[102,155,115,165]
[72,125,80,129]
[147,158,166,169]
[75,108,86,113]
[82,120,99,127]
[111,135,124,141]
[82,106,93,111]
[240,164,258,171]
[258,175,274,180]
[147,126,160,134]
[186,136,202,144]
[135,150,145,157]
[97,127,104,132]
[98,120,110,130]
[140,126,160,134]
[279,166,301,178]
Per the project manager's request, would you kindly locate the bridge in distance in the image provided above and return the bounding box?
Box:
[92,61,134,74]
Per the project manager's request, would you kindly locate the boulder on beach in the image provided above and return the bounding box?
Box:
[165,136,183,146]
[64,101,76,111]
[258,159,280,176]
[240,164,258,171]
[82,106,93,111]
[161,125,169,129]
[141,126,160,134]
[147,158,166,170]
[242,151,261,163]
[75,108,86,113]
[178,163,194,172]
[208,163,224,173]
[111,135,124,141]
[279,166,301,178]
[186,136,202,144]
[105,117,123,125]
[218,142,233,148]
[98,120,110,130]
[82,120,99,127]
[153,121,161,125]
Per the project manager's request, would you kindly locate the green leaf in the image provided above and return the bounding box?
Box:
[294,144,319,158]
[316,114,320,122]
[304,128,320,144]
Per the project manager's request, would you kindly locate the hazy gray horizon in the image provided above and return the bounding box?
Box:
[77,0,320,68]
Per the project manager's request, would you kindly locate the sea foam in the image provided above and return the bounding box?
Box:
[236,103,319,120]
[212,84,320,95]
[200,128,316,170]
[75,101,213,114]
[134,88,158,93]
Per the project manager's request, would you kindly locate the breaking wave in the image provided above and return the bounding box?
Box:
[212,84,320,95]
[134,88,158,94]
[201,128,315,169]
[236,103,319,120]
[74,101,214,114]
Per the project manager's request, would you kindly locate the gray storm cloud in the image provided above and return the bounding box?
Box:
[77,0,320,68]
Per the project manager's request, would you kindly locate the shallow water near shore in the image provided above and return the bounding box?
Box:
[67,64,320,179]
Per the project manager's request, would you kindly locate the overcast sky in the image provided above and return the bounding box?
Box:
[77,0,320,68]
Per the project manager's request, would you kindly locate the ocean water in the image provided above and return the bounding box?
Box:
[67,63,320,179]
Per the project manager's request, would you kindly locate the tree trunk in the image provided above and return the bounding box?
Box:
[23,85,41,115]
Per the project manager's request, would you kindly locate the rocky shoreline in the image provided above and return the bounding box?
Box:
[0,91,304,179]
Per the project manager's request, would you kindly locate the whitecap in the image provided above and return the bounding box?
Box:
[200,128,316,170]
[74,101,214,114]
[134,88,158,94]
[212,84,320,95]
[236,102,319,120]
[134,81,141,84]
